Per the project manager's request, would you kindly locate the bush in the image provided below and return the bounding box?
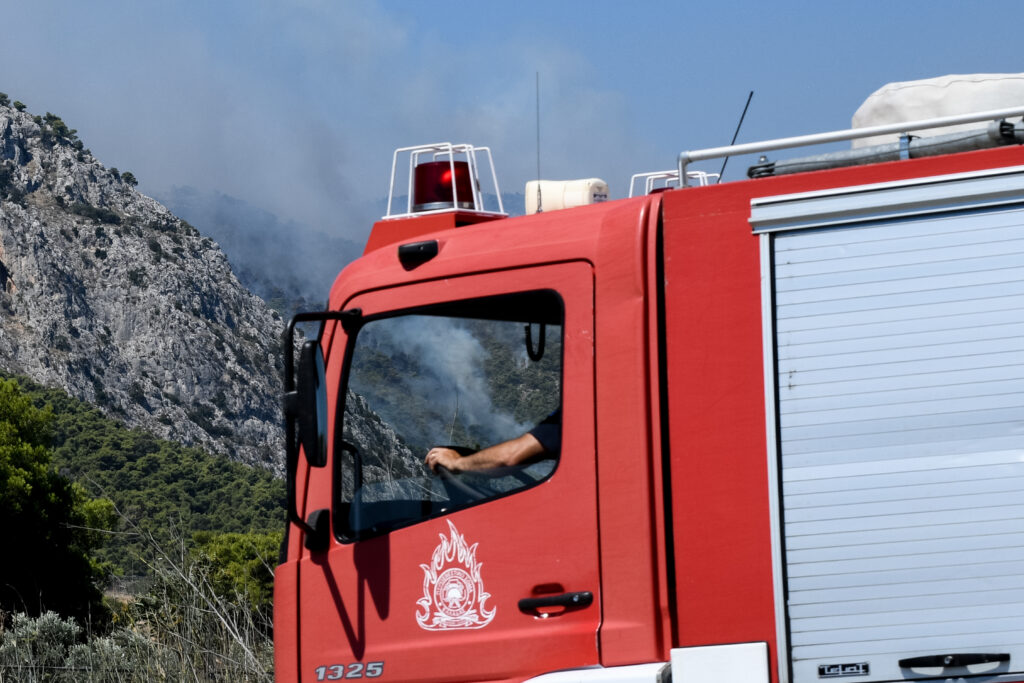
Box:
[39,113,77,148]
[0,163,13,202]
[3,374,285,580]
[0,379,113,626]
[192,530,280,617]
[0,537,276,681]
[12,101,25,112]
[126,268,146,287]
[69,203,121,225]
[121,171,138,187]
[0,611,83,680]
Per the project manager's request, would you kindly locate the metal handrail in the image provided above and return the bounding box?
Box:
[678,105,1024,186]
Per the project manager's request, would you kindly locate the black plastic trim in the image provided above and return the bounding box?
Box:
[398,240,439,270]
[518,591,593,616]
[654,204,680,646]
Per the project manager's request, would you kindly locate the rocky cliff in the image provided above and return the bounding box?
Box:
[0,97,286,471]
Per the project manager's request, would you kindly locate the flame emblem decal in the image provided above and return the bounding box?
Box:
[416,520,496,630]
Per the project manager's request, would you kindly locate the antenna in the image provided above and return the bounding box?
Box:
[717,90,754,182]
[535,71,543,212]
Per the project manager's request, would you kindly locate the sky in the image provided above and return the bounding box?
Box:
[1,0,1022,244]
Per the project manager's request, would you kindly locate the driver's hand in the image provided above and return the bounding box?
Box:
[425,447,462,472]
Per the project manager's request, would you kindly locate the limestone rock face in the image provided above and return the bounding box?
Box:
[0,101,286,472]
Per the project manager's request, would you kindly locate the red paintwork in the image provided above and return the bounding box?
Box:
[659,145,1024,676]
[363,211,506,255]
[276,145,1024,683]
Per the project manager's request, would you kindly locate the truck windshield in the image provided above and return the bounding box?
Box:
[336,290,563,540]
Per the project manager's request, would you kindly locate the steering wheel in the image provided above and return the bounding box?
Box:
[435,465,490,501]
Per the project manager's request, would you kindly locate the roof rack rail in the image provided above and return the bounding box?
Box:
[678,105,1024,186]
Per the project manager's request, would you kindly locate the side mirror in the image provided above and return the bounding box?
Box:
[296,340,328,468]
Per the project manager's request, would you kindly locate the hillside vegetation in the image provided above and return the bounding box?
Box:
[4,373,285,579]
[0,374,280,680]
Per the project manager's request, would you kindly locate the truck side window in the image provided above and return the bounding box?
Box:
[336,290,563,541]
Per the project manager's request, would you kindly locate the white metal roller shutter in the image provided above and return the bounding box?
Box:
[755,169,1024,683]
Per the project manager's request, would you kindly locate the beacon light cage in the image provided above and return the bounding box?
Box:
[384,142,507,220]
[628,170,720,197]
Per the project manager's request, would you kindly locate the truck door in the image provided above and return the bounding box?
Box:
[296,262,598,682]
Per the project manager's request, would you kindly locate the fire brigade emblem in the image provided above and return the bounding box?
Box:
[416,520,496,630]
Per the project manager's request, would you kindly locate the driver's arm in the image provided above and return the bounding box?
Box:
[425,433,545,473]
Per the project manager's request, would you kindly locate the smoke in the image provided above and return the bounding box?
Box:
[158,186,363,316]
[405,316,530,443]
[0,0,658,254]
[349,314,544,453]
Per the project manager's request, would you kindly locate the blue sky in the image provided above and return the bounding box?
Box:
[1,1,1021,241]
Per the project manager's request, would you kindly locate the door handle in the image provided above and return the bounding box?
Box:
[518,591,593,617]
[899,653,1010,668]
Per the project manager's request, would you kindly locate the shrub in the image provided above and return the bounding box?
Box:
[12,101,25,112]
[0,379,113,626]
[69,203,121,225]
[0,544,275,680]
[121,171,138,187]
[39,112,76,147]
[128,382,147,406]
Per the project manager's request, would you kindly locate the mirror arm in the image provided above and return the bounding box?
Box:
[283,309,362,393]
[282,308,362,541]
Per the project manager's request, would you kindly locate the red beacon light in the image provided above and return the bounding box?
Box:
[383,143,507,220]
[413,160,474,211]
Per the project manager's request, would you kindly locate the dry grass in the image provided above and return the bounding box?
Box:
[0,522,274,682]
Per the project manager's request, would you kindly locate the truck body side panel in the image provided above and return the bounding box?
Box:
[660,185,778,659]
[762,162,1024,683]
[660,146,1024,683]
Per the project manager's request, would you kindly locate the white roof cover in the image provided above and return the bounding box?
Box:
[852,73,1024,147]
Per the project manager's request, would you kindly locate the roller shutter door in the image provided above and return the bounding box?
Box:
[755,169,1024,683]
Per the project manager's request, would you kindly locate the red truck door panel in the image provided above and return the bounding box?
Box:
[296,262,598,683]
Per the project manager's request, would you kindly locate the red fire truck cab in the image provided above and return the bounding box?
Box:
[276,106,1024,683]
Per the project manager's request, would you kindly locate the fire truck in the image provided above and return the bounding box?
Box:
[276,83,1024,683]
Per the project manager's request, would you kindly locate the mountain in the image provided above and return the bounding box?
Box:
[0,98,285,471]
[157,187,364,322]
